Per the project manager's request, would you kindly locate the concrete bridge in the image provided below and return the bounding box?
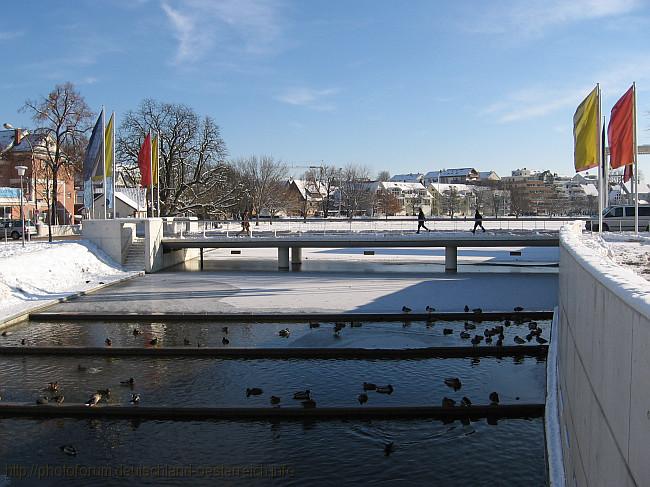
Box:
[162,233,559,272]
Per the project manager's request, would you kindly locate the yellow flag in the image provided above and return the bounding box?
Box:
[104,113,114,178]
[151,134,159,185]
[573,86,600,172]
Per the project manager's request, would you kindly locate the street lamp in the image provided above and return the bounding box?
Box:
[16,165,28,247]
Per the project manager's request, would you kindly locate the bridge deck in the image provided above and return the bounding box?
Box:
[162,233,559,249]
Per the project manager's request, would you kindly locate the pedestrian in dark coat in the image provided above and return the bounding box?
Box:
[417,208,430,233]
[471,209,486,234]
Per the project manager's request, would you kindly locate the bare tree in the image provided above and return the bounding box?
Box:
[22,82,94,239]
[304,165,340,217]
[234,155,289,225]
[117,99,232,216]
[442,186,461,217]
[508,184,530,217]
[264,180,292,224]
[340,164,373,217]
[472,187,495,215]
[376,188,402,217]
[377,170,391,182]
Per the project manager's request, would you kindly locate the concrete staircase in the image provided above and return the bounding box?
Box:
[123,238,145,272]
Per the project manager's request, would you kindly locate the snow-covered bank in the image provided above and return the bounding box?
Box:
[572,229,650,281]
[0,241,137,321]
[561,222,650,316]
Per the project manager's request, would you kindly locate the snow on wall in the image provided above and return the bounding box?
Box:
[561,222,650,316]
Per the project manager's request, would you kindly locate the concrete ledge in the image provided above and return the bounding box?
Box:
[0,403,545,421]
[0,344,548,359]
[0,272,144,329]
[162,234,560,250]
[29,311,554,322]
[545,307,566,486]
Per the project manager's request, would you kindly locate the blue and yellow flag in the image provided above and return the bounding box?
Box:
[82,110,104,209]
[104,113,114,178]
[104,113,114,209]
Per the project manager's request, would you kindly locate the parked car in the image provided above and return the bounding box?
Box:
[1,220,38,240]
[585,204,650,231]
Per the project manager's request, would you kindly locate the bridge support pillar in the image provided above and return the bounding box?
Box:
[278,247,289,270]
[291,247,302,267]
[445,246,457,272]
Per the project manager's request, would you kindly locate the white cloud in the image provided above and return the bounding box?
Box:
[467,0,642,37]
[483,56,650,123]
[276,88,339,111]
[161,0,283,65]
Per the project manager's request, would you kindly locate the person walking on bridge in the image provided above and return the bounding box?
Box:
[238,210,251,236]
[416,208,430,234]
[471,208,486,234]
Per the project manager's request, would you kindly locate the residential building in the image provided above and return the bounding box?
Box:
[0,129,76,224]
[427,183,478,216]
[424,168,480,185]
[478,170,500,183]
[285,179,327,217]
[375,181,432,215]
[502,169,563,215]
[389,173,424,184]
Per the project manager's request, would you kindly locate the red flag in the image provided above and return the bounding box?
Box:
[607,85,634,169]
[623,164,633,183]
[138,133,152,187]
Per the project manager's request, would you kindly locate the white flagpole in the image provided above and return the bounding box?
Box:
[156,132,161,217]
[597,84,603,234]
[112,112,116,218]
[102,107,106,220]
[600,117,611,212]
[149,130,154,218]
[633,82,638,234]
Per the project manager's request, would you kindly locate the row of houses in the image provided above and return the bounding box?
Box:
[287,166,608,217]
[286,178,479,217]
[390,168,500,186]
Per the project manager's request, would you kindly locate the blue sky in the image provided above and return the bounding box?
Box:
[2,0,650,179]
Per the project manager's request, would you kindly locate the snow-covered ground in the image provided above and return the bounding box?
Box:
[572,227,650,281]
[0,241,135,321]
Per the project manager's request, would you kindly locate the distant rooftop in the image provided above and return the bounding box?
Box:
[0,130,49,153]
[389,173,423,182]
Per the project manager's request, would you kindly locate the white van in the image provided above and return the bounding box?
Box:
[585,205,650,231]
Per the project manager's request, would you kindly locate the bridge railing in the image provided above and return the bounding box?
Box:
[163,217,587,239]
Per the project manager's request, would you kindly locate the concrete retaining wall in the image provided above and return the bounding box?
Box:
[82,220,136,265]
[161,247,200,270]
[557,228,650,486]
[83,218,199,272]
[36,224,81,237]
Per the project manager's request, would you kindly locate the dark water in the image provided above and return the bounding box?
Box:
[0,355,545,407]
[4,319,551,349]
[0,318,549,485]
[0,418,546,486]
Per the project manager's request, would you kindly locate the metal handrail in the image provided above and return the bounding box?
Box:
[159,216,584,239]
